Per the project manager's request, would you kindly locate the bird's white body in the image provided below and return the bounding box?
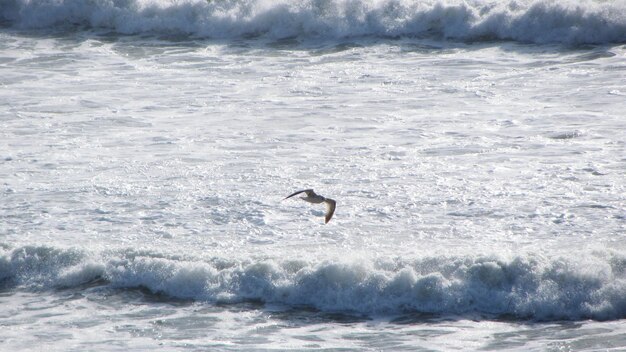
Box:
[299,194,326,204]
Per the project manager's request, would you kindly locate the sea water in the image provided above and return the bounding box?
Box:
[1,0,626,350]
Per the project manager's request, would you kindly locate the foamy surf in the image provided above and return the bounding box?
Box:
[2,4,625,348]
[2,245,625,321]
[2,0,625,44]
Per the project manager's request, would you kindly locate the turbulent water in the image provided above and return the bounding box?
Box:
[1,0,626,351]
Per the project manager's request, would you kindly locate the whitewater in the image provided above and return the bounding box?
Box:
[1,0,626,350]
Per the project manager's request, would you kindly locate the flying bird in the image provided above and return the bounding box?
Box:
[283,189,336,224]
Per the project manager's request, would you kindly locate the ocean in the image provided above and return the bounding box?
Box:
[1,0,626,350]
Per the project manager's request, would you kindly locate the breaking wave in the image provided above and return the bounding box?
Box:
[1,0,625,44]
[2,244,625,321]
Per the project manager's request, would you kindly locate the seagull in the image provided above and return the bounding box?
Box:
[283,189,336,224]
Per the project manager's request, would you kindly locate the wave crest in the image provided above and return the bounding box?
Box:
[2,245,625,321]
[2,0,625,44]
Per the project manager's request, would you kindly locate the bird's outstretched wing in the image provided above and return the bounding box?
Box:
[324,198,336,224]
[284,189,315,200]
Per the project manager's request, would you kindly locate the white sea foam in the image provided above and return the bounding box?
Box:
[2,245,625,321]
[2,0,625,44]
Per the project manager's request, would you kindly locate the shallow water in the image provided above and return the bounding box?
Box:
[3,289,626,351]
